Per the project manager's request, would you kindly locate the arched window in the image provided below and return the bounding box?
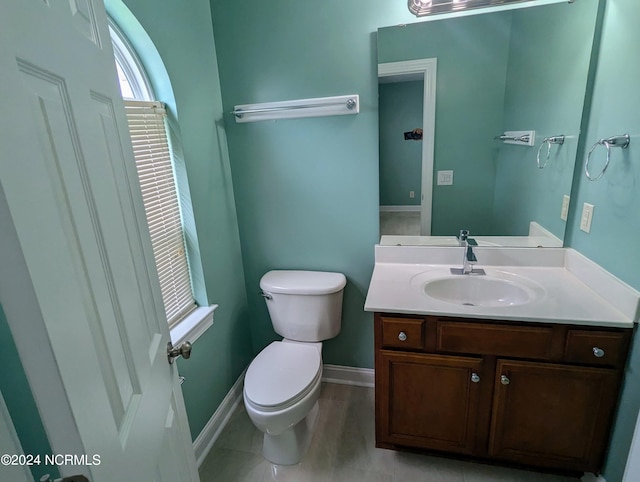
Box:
[109,20,196,327]
[109,20,153,101]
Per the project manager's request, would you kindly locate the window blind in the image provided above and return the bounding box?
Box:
[124,100,196,327]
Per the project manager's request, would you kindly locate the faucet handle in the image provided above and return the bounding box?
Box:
[458,229,469,241]
[466,246,478,263]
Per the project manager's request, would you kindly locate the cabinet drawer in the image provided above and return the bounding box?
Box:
[565,330,628,367]
[436,321,554,359]
[381,317,425,350]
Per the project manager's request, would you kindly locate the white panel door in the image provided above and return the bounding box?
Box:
[0,1,199,481]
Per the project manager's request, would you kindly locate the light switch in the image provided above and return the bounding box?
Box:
[580,203,594,233]
[560,195,570,221]
[437,170,454,186]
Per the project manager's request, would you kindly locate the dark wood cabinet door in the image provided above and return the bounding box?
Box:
[377,351,484,455]
[489,359,619,472]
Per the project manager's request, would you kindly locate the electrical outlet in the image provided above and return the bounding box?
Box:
[437,170,454,186]
[409,191,415,199]
[580,203,594,233]
[560,195,570,221]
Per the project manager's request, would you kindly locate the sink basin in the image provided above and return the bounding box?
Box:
[423,272,544,307]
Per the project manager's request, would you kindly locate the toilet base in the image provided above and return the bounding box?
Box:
[262,401,319,465]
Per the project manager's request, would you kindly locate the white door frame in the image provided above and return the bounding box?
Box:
[0,391,32,482]
[378,58,437,236]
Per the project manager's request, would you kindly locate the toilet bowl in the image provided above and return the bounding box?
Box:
[243,270,346,465]
[243,341,323,465]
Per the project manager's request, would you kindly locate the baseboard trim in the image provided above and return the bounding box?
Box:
[192,369,246,467]
[322,364,375,387]
[192,364,374,466]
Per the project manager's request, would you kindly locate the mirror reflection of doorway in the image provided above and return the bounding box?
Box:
[379,78,423,236]
[378,59,437,237]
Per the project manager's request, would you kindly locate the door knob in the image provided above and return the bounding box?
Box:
[471,373,480,383]
[167,341,192,364]
[500,375,510,385]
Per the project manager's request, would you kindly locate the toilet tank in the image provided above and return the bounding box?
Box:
[260,270,346,342]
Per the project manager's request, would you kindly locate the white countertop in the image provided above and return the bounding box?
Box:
[364,246,639,328]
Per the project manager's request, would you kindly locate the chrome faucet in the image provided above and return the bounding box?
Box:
[451,230,485,275]
[463,245,477,274]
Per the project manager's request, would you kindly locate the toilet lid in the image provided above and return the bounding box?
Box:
[245,342,321,408]
[260,270,346,295]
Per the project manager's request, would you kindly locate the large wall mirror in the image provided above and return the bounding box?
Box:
[377,0,600,247]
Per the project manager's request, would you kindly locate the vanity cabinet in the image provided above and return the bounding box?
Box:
[378,351,484,455]
[374,313,632,473]
[488,360,619,470]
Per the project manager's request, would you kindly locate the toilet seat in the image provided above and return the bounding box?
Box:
[245,341,322,412]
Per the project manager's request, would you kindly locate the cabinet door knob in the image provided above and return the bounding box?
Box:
[471,373,480,383]
[500,375,510,385]
[398,331,407,342]
[593,347,605,358]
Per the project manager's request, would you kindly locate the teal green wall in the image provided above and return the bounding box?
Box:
[565,0,640,291]
[210,1,640,476]
[378,14,511,236]
[379,81,423,207]
[106,0,253,439]
[564,0,640,480]
[7,1,639,477]
[493,0,599,238]
[209,0,404,368]
[0,304,58,481]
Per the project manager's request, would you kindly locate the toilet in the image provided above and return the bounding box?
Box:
[243,270,346,465]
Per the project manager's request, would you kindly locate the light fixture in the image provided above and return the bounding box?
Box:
[408,0,539,17]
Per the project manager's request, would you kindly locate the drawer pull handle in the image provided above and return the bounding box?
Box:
[500,375,510,385]
[471,373,480,383]
[593,347,605,358]
[398,331,407,342]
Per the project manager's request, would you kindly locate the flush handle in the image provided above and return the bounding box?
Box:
[500,375,510,385]
[471,373,480,383]
[593,347,605,358]
[398,331,407,342]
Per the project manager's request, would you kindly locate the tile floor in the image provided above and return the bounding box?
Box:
[380,211,421,236]
[199,383,581,482]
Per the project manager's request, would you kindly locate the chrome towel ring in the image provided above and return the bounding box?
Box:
[585,134,630,181]
[536,135,565,169]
